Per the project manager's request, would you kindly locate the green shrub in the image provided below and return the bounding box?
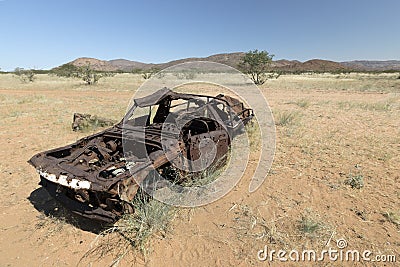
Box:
[344,174,364,189]
[14,67,36,82]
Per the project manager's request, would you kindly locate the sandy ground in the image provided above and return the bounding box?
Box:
[0,73,399,266]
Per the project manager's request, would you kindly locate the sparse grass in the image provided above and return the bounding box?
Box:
[231,203,288,247]
[297,209,329,239]
[245,120,261,150]
[182,157,227,188]
[17,94,48,104]
[344,174,364,189]
[275,110,300,126]
[266,72,400,93]
[383,211,400,227]
[293,99,311,108]
[298,216,321,235]
[72,114,117,132]
[34,209,69,242]
[0,94,48,105]
[82,154,231,264]
[8,111,23,118]
[337,100,393,111]
[82,190,175,264]
[156,152,229,188]
[0,73,143,92]
[119,193,174,255]
[351,208,369,221]
[35,212,67,232]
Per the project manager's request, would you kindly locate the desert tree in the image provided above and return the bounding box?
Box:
[52,63,114,85]
[14,67,36,82]
[142,67,161,80]
[131,68,143,74]
[51,63,80,78]
[77,64,116,85]
[239,49,278,85]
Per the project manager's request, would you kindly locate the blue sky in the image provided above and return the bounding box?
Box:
[0,0,399,71]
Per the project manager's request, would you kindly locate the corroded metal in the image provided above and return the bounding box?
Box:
[28,88,253,222]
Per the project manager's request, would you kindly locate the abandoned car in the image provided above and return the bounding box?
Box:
[29,88,254,222]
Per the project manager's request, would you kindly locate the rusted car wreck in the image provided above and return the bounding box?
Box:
[29,88,253,222]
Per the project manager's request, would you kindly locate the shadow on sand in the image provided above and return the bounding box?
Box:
[28,187,108,234]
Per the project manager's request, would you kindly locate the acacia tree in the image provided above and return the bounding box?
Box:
[51,63,79,78]
[78,64,104,85]
[52,63,114,85]
[141,67,161,79]
[14,67,36,82]
[239,49,276,85]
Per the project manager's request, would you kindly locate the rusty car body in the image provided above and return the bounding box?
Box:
[29,88,253,222]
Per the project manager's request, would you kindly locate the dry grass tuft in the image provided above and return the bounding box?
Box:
[231,203,288,246]
[81,190,175,264]
[297,209,332,240]
[275,110,300,126]
[245,120,261,150]
[383,211,400,228]
[293,99,311,108]
[344,174,364,189]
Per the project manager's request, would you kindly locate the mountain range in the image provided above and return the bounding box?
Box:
[65,52,400,72]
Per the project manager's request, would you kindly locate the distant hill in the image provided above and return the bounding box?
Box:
[69,57,118,72]
[107,59,155,71]
[156,52,246,70]
[276,59,350,73]
[65,53,249,72]
[272,59,301,68]
[341,60,400,71]
[59,53,400,73]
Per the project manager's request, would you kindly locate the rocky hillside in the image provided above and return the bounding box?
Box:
[62,53,400,72]
[107,59,155,71]
[69,57,118,71]
[341,60,400,71]
[276,59,350,72]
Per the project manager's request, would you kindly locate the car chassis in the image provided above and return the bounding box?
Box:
[29,88,253,222]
